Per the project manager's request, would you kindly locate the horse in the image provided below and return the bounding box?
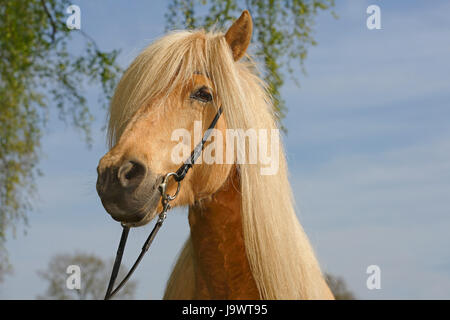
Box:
[96,10,334,300]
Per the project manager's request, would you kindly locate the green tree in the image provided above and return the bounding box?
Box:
[0,0,121,277]
[324,272,356,300]
[165,0,335,128]
[0,249,12,283]
[37,252,136,300]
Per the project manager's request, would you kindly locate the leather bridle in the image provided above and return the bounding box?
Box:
[104,106,223,300]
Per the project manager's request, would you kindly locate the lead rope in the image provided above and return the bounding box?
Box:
[104,173,180,300]
[104,107,222,300]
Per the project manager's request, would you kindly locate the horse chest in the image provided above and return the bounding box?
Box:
[188,181,260,299]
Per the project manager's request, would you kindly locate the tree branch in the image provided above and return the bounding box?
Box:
[40,0,57,43]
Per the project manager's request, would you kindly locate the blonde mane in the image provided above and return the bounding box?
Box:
[108,30,330,299]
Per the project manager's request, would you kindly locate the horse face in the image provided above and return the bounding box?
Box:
[96,73,230,226]
[97,10,252,226]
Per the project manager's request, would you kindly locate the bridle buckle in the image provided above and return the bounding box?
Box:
[158,172,181,203]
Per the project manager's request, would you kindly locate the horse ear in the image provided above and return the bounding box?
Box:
[225,10,253,61]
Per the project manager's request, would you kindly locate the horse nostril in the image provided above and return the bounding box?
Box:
[118,160,147,188]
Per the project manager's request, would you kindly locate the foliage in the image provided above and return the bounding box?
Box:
[324,272,356,300]
[37,252,136,300]
[0,0,121,277]
[165,0,335,129]
[0,249,12,283]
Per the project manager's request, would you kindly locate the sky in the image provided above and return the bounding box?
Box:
[1,0,449,299]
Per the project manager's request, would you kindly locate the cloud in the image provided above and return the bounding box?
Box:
[282,1,450,114]
[290,135,450,298]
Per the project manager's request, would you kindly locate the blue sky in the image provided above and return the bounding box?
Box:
[1,0,450,299]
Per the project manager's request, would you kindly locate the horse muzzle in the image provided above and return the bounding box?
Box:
[96,159,162,226]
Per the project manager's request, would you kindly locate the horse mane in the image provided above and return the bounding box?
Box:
[108,30,329,299]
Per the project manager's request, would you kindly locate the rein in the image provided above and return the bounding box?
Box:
[104,106,223,300]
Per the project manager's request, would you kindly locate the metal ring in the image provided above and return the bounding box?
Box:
[161,172,181,201]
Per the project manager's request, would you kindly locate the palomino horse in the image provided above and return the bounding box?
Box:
[96,10,333,300]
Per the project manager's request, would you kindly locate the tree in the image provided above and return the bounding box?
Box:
[37,252,136,300]
[165,0,335,129]
[0,1,122,277]
[0,249,12,283]
[324,272,356,300]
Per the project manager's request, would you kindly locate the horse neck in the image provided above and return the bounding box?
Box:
[188,166,260,299]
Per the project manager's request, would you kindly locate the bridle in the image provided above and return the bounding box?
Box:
[104,106,223,300]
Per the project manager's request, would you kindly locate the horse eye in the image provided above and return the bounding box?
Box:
[191,86,212,103]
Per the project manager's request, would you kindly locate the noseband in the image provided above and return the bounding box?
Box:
[104,106,223,300]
